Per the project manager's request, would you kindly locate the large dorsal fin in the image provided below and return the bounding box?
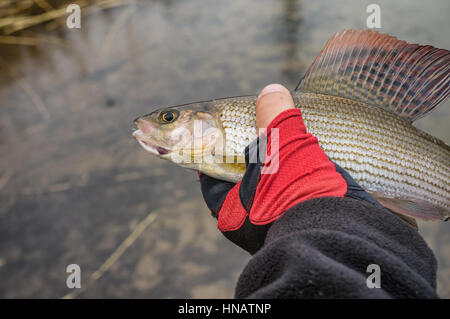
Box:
[296,29,450,122]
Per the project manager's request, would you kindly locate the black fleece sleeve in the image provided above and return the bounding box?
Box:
[235,197,439,299]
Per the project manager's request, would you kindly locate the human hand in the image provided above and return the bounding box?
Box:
[199,84,383,254]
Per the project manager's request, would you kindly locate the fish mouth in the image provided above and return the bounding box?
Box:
[139,140,170,155]
[133,130,170,156]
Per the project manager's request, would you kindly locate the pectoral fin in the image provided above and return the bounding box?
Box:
[370,192,446,222]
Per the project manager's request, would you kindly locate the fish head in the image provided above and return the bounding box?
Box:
[133,101,224,168]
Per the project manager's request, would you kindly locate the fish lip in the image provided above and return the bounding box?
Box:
[133,130,171,156]
[141,140,170,155]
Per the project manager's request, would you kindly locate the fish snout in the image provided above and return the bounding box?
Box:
[134,117,154,135]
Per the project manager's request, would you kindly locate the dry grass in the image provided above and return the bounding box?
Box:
[0,0,128,46]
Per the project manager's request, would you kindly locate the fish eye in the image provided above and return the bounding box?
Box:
[159,110,179,124]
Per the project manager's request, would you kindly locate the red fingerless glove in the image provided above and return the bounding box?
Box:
[247,109,348,223]
[200,108,381,254]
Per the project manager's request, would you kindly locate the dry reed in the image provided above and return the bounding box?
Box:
[0,0,128,46]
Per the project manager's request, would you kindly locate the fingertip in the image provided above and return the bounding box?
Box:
[257,83,291,99]
[256,83,295,129]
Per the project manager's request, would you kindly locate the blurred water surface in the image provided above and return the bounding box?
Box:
[0,0,449,298]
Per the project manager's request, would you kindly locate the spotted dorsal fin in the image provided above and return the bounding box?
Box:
[296,29,450,122]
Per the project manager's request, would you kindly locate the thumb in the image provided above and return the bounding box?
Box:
[256,83,295,135]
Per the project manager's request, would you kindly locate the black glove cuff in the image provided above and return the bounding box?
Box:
[199,174,236,218]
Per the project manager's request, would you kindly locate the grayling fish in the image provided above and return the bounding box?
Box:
[133,29,450,222]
